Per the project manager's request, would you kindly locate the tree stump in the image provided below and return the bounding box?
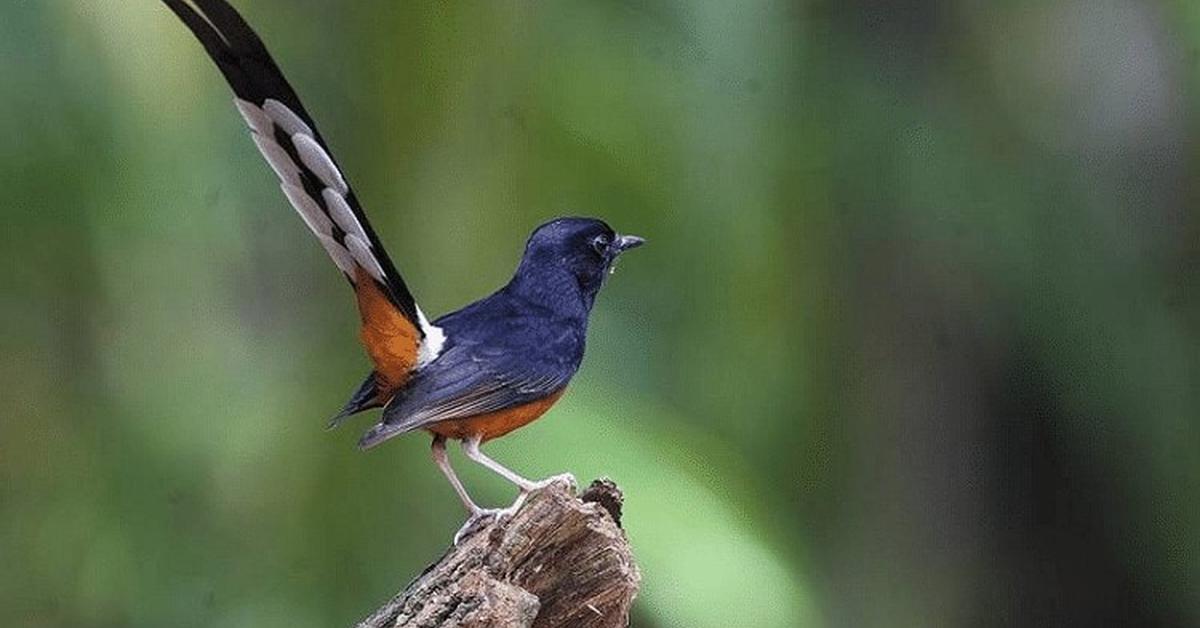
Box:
[354,478,640,628]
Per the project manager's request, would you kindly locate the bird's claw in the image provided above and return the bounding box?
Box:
[453,504,518,545]
[451,474,576,545]
[520,472,577,493]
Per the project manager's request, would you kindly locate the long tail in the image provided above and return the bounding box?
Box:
[161,0,446,398]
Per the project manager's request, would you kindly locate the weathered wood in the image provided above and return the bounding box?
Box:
[355,478,640,628]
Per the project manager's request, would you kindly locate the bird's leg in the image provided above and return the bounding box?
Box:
[461,435,576,494]
[431,435,509,544]
[431,434,480,513]
[461,434,539,492]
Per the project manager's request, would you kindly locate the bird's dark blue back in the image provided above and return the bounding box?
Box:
[435,280,589,391]
[159,0,646,521]
[358,217,641,444]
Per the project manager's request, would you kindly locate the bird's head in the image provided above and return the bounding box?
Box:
[515,217,645,308]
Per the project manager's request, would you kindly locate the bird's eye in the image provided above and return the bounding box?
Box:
[591,235,610,255]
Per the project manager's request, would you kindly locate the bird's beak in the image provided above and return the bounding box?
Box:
[613,234,646,253]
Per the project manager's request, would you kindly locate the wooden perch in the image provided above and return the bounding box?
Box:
[354,478,640,628]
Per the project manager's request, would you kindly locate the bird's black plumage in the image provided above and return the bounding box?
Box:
[359,218,638,447]
[162,0,421,323]
[160,1,645,529]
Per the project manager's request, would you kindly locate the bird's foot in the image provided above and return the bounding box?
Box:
[518,472,577,494]
[451,476,575,545]
[453,504,520,546]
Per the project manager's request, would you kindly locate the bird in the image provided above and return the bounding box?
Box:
[160,0,644,538]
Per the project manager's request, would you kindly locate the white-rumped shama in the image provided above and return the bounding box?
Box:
[162,0,644,536]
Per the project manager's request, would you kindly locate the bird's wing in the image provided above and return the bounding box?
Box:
[357,341,573,448]
[162,0,444,393]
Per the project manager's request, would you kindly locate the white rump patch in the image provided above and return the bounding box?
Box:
[293,134,348,195]
[263,99,313,139]
[322,188,368,242]
[416,307,446,367]
[251,134,301,185]
[344,234,385,282]
[234,99,272,135]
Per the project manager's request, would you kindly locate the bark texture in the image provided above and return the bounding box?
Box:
[354,478,639,628]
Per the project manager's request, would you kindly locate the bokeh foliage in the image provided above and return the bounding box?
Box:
[2,1,1198,627]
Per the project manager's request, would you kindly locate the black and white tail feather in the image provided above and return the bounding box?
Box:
[162,0,445,414]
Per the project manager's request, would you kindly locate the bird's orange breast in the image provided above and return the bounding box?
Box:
[426,390,566,442]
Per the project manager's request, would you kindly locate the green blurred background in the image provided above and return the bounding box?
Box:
[3,1,1199,626]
